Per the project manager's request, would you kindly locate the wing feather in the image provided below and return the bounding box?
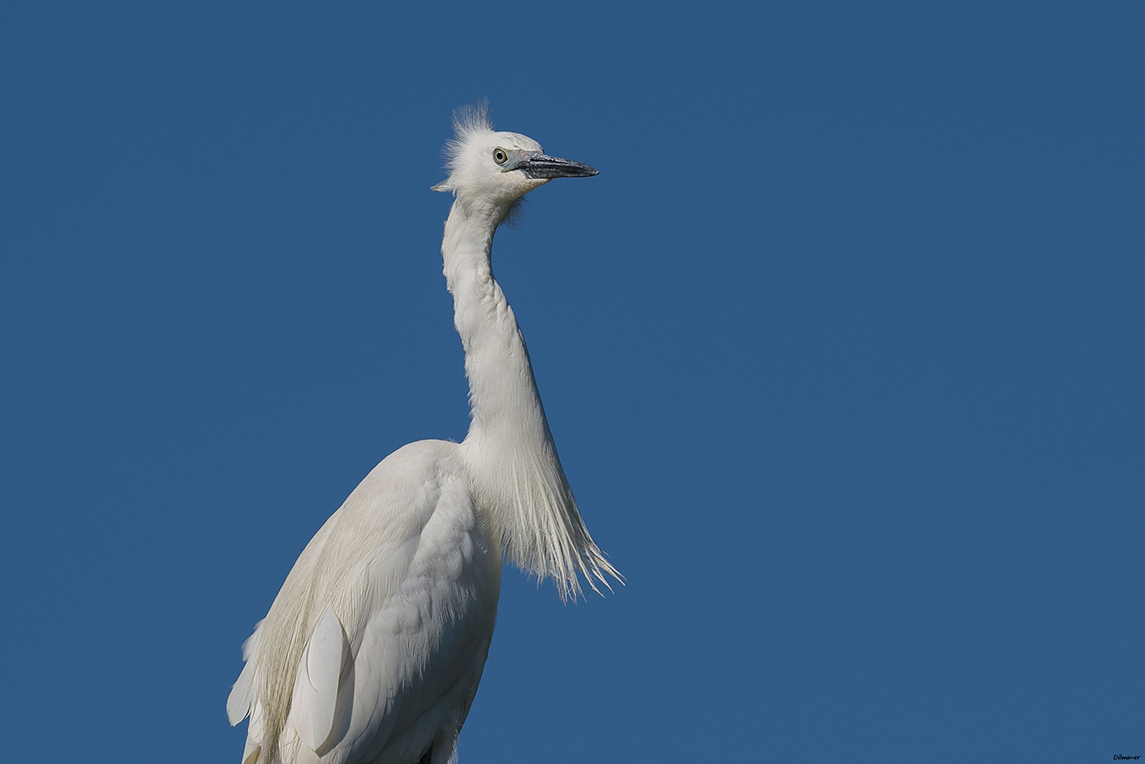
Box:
[227,620,264,725]
[290,605,348,752]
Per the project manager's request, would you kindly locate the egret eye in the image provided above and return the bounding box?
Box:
[493,148,509,166]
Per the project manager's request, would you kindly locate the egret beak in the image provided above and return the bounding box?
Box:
[516,152,598,179]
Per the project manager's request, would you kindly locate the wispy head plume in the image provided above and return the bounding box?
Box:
[432,100,495,194]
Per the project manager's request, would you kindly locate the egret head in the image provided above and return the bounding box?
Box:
[432,102,597,215]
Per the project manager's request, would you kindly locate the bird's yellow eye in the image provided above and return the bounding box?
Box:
[493,148,509,165]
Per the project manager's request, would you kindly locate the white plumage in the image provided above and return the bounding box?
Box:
[227,104,619,764]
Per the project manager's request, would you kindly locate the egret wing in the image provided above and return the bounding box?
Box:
[228,441,499,764]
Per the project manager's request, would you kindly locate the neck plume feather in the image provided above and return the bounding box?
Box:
[442,197,619,600]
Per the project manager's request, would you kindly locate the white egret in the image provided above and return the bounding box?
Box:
[227,104,620,764]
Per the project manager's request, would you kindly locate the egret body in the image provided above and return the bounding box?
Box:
[227,105,619,764]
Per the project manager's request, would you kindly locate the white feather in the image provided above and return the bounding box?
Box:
[290,606,347,751]
[227,620,262,725]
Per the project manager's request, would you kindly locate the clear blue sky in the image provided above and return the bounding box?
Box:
[2,2,1142,762]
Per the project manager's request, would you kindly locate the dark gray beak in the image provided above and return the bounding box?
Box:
[517,152,598,179]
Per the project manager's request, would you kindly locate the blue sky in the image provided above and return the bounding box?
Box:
[2,2,1142,762]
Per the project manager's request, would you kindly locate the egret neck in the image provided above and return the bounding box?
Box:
[441,196,617,600]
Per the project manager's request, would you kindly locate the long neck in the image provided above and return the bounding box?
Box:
[442,199,542,443]
[441,197,617,599]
